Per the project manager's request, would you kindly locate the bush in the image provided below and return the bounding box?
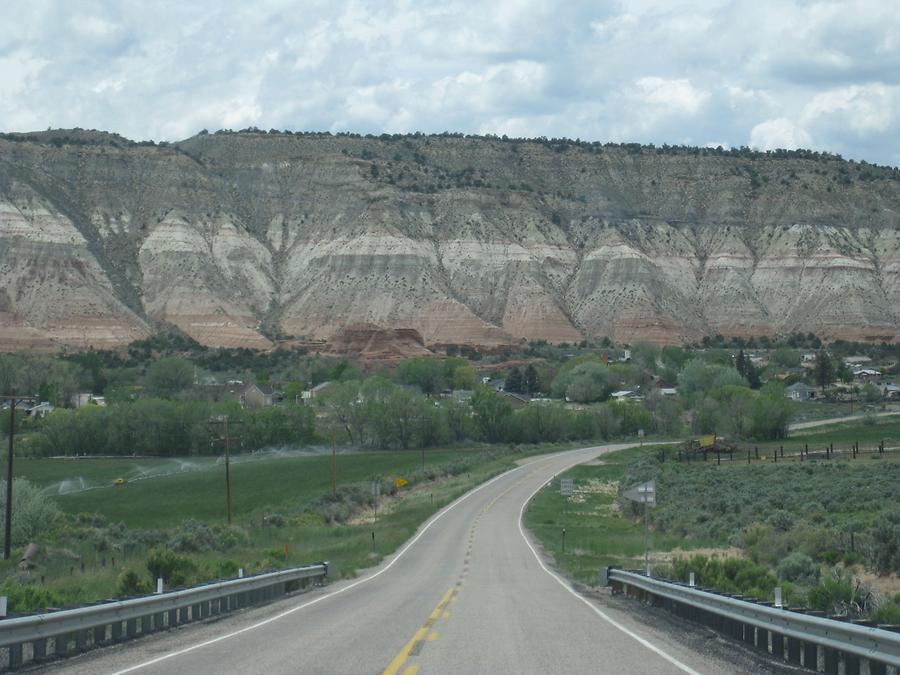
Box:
[146,548,196,587]
[777,552,820,586]
[0,580,63,612]
[117,569,150,596]
[167,519,221,552]
[0,478,62,545]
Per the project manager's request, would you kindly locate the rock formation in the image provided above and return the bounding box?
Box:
[1,129,899,351]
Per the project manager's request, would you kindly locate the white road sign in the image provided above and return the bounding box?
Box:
[560,478,574,497]
[623,480,656,506]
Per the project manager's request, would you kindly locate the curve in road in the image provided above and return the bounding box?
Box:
[51,444,743,675]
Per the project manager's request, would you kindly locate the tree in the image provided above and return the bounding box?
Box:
[470,386,512,443]
[396,358,445,395]
[450,364,476,390]
[771,347,800,369]
[746,363,761,389]
[146,357,194,398]
[735,349,747,377]
[814,350,834,391]
[632,342,659,373]
[524,365,539,395]
[563,362,612,403]
[505,367,524,393]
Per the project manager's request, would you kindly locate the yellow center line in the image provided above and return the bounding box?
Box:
[382,588,454,675]
[402,667,419,675]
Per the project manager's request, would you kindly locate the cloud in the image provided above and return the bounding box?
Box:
[1,0,900,166]
[750,117,812,151]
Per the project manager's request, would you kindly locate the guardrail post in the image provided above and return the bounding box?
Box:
[771,631,784,659]
[126,617,138,638]
[868,658,887,675]
[786,635,801,665]
[111,619,123,642]
[843,652,860,675]
[94,624,106,645]
[55,633,71,656]
[823,645,839,674]
[8,642,23,668]
[76,628,89,652]
[32,637,48,661]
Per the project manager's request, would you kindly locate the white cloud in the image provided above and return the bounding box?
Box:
[635,77,709,115]
[1,0,900,165]
[750,117,812,151]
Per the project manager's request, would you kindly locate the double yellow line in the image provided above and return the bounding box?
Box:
[382,588,455,675]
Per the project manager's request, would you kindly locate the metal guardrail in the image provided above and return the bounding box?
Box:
[0,562,327,669]
[608,568,900,673]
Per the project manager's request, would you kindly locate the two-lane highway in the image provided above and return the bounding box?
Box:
[50,444,748,674]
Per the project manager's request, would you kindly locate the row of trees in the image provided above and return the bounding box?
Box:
[20,400,315,458]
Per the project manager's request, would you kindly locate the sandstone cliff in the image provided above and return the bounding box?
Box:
[1,129,899,351]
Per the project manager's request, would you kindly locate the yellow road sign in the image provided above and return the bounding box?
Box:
[394,477,408,489]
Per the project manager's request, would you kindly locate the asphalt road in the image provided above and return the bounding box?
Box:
[48,444,755,675]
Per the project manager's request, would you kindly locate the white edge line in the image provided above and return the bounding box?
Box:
[110,456,549,674]
[517,461,703,675]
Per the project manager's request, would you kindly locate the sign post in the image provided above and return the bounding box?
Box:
[623,480,656,576]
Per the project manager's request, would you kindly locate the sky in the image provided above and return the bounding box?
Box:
[2,0,900,166]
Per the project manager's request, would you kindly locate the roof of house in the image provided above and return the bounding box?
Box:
[786,382,817,392]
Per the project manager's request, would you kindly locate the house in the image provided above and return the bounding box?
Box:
[71,393,105,408]
[853,369,882,382]
[659,388,678,397]
[70,393,106,408]
[610,390,640,401]
[28,402,55,419]
[481,378,505,392]
[240,383,274,408]
[801,353,817,363]
[302,381,334,401]
[785,382,816,401]
[845,356,873,366]
[499,391,530,409]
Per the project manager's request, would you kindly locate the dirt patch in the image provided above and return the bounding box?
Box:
[855,570,900,598]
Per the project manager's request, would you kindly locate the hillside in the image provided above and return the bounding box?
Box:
[2,129,900,351]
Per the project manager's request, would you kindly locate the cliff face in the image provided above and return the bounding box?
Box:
[1,129,899,351]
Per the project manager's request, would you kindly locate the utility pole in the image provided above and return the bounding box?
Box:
[331,429,337,497]
[3,392,35,560]
[210,415,240,526]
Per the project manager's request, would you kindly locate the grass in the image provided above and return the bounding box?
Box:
[523,444,716,585]
[2,442,581,611]
[714,417,900,460]
[524,418,900,609]
[19,448,504,528]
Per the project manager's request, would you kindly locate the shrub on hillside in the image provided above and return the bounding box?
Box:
[116,569,150,596]
[146,548,196,587]
[777,552,820,586]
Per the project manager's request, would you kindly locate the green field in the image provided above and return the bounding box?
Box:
[1,442,581,611]
[18,448,501,528]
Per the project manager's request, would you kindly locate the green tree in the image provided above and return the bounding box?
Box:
[470,386,512,443]
[814,350,834,391]
[562,362,612,403]
[146,357,194,398]
[524,365,539,395]
[735,349,747,377]
[396,358,445,395]
[505,367,524,393]
[632,342,659,373]
[771,347,800,368]
[450,364,476,390]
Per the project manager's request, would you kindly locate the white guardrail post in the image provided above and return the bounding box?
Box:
[606,568,900,675]
[0,562,327,670]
